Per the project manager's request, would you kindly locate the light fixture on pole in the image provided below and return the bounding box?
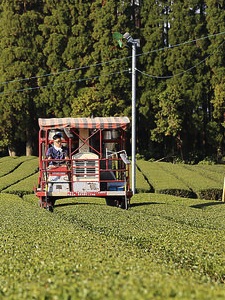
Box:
[123,32,140,194]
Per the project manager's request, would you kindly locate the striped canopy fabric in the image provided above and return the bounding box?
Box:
[38,117,130,130]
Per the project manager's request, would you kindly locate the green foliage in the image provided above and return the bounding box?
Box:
[0,0,225,160]
[137,160,224,200]
[0,157,38,192]
[0,156,37,177]
[136,164,152,193]
[4,173,38,197]
[137,160,194,198]
[151,85,183,142]
[0,3,44,154]
[1,156,224,201]
[0,157,225,298]
[211,79,225,126]
[71,87,126,117]
[1,193,225,299]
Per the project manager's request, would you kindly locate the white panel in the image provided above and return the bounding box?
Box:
[73,181,100,192]
[48,182,70,192]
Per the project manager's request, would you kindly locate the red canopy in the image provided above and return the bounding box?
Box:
[38,117,130,130]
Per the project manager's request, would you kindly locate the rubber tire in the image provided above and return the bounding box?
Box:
[46,205,54,212]
[105,197,116,206]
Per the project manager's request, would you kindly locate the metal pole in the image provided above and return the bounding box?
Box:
[131,42,136,194]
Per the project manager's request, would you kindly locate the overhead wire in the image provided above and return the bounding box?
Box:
[136,39,225,79]
[0,56,132,86]
[135,30,225,58]
[0,30,224,94]
[0,69,130,95]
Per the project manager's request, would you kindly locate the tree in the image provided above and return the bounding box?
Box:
[71,0,135,118]
[0,0,44,155]
[38,0,81,118]
[138,0,212,160]
[1,0,225,160]
[138,0,174,156]
[205,0,225,157]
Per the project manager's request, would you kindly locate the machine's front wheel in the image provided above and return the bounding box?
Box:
[105,197,116,207]
[38,196,55,212]
[46,205,54,212]
[105,197,129,209]
[118,196,129,210]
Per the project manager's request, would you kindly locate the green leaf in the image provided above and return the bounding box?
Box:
[112,32,123,48]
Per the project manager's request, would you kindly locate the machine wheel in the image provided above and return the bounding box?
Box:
[38,196,55,212]
[46,197,55,212]
[105,197,129,209]
[105,197,116,206]
[117,197,126,209]
[38,197,45,208]
[46,205,54,212]
[123,195,129,210]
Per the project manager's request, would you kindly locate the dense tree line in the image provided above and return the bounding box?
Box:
[0,0,224,162]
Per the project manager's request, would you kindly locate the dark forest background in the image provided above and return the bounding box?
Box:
[0,0,225,163]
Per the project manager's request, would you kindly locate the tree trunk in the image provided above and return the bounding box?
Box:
[8,146,16,156]
[26,129,34,156]
[26,141,33,156]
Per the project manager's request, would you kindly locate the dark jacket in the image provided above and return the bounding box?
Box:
[46,146,68,165]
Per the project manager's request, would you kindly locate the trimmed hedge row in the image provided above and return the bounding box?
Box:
[158,163,223,200]
[52,194,225,283]
[136,161,195,198]
[1,156,224,201]
[0,157,38,192]
[137,161,224,200]
[1,193,225,299]
[0,156,36,178]
[4,173,39,197]
[136,165,152,193]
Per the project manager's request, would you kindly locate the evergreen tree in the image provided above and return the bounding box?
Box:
[138,0,172,157]
[38,0,83,117]
[205,0,225,158]
[139,0,210,160]
[165,0,209,160]
[0,0,224,160]
[72,0,136,118]
[39,0,132,119]
[0,0,44,155]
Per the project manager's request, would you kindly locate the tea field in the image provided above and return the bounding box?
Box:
[1,156,225,299]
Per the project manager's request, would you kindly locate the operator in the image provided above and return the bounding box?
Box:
[46,132,69,167]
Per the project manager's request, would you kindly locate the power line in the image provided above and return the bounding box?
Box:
[0,57,132,86]
[136,52,210,79]
[0,69,130,96]
[0,30,224,87]
[136,30,225,58]
[136,39,225,79]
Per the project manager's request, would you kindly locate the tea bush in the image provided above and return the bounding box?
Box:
[136,165,152,193]
[1,156,224,201]
[0,157,38,192]
[4,173,39,197]
[136,161,195,198]
[1,157,225,299]
[137,161,224,200]
[158,162,223,200]
[1,193,225,299]
[0,156,36,178]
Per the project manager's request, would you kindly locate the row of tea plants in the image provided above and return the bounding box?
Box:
[136,160,224,200]
[1,156,225,201]
[1,156,225,298]
[1,192,225,299]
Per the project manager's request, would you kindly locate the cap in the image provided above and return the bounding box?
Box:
[53,132,62,140]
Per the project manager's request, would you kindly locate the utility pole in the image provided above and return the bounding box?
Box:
[123,33,140,194]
